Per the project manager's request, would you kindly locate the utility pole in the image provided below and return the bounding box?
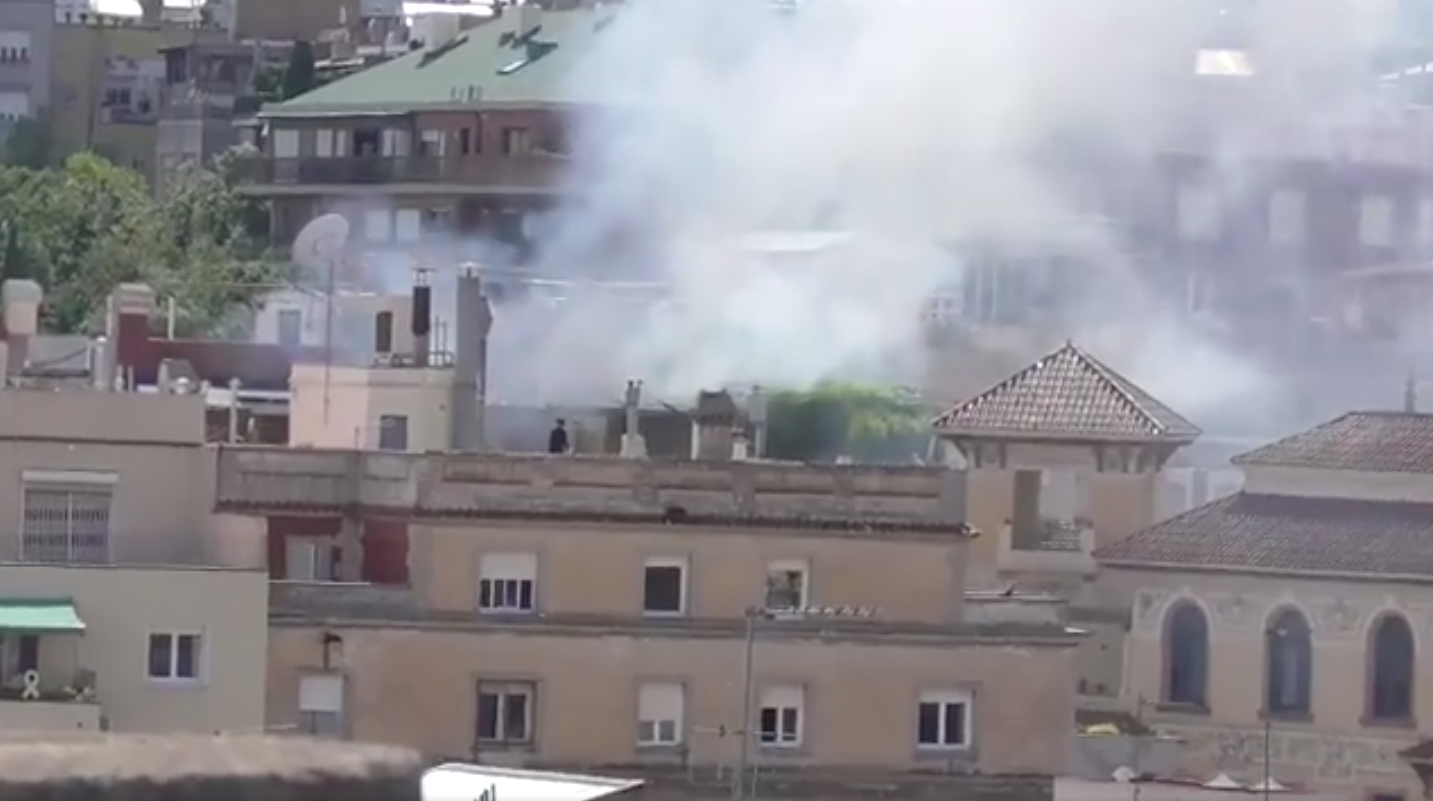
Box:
[1130,695,1146,801]
[731,604,878,801]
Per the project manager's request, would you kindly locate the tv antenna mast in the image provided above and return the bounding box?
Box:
[290,213,350,422]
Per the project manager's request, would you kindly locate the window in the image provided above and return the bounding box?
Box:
[1176,183,1219,241]
[0,91,29,121]
[476,680,534,745]
[917,689,972,749]
[1367,614,1415,722]
[1417,198,1433,248]
[102,87,132,108]
[363,209,392,242]
[1038,469,1085,520]
[394,209,421,243]
[377,414,408,451]
[0,635,40,686]
[642,557,687,615]
[299,673,345,737]
[1360,194,1395,247]
[636,682,684,746]
[314,128,335,158]
[147,632,201,681]
[271,128,299,158]
[1162,601,1209,707]
[1269,189,1305,244]
[758,685,803,747]
[418,129,445,157]
[21,480,113,564]
[285,537,338,581]
[1265,608,1313,717]
[502,127,531,156]
[478,552,537,613]
[459,127,473,154]
[0,31,30,64]
[276,309,303,349]
[764,560,808,610]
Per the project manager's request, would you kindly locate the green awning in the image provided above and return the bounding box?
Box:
[0,599,85,632]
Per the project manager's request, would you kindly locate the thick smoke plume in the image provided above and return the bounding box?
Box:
[471,0,1402,429]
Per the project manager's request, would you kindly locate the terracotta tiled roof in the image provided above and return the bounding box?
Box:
[1232,411,1433,473]
[931,341,1201,442]
[1097,492,1433,578]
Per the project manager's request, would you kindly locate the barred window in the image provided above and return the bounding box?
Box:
[21,484,112,564]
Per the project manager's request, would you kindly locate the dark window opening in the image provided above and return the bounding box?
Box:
[377,414,408,451]
[1163,602,1209,707]
[1368,614,1416,721]
[642,564,684,614]
[1265,609,1313,716]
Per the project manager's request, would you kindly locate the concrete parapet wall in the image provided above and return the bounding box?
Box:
[0,733,423,801]
[215,446,965,523]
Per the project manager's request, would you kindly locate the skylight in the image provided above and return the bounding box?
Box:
[1195,48,1255,77]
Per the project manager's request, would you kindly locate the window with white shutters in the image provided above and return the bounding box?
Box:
[478,553,538,613]
[636,683,684,746]
[299,673,345,737]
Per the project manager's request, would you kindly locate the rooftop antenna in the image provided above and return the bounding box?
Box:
[290,213,350,423]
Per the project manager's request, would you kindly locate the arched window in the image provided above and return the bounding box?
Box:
[1367,614,1416,721]
[1163,602,1209,707]
[1265,609,1313,717]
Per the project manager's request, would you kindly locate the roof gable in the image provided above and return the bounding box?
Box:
[1231,411,1433,474]
[931,341,1201,443]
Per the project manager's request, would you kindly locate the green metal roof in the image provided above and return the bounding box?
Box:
[264,8,617,117]
[0,599,85,633]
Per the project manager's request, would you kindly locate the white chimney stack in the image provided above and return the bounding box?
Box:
[2,279,41,337]
[2,279,41,377]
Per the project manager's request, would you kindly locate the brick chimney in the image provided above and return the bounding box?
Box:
[108,283,156,385]
[2,279,42,378]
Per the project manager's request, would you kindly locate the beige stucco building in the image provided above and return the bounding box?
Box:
[178,272,1085,794]
[217,445,1082,787]
[1099,410,1433,799]
[0,279,269,735]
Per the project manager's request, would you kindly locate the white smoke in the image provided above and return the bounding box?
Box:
[479,0,1401,421]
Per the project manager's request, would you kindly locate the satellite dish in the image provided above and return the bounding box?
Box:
[291,214,350,269]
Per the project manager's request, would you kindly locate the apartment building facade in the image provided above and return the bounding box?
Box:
[0,0,53,146]
[0,279,268,734]
[218,444,1082,787]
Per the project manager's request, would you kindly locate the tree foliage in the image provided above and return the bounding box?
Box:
[0,152,281,335]
[765,382,931,463]
[282,40,318,100]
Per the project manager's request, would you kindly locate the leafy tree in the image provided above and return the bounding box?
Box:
[281,40,318,100]
[765,383,932,463]
[0,152,281,335]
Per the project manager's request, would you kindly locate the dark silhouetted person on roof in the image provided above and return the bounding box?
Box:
[548,419,569,455]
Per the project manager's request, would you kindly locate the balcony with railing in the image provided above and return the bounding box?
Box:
[996,516,1097,576]
[233,154,567,193]
[0,621,102,732]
